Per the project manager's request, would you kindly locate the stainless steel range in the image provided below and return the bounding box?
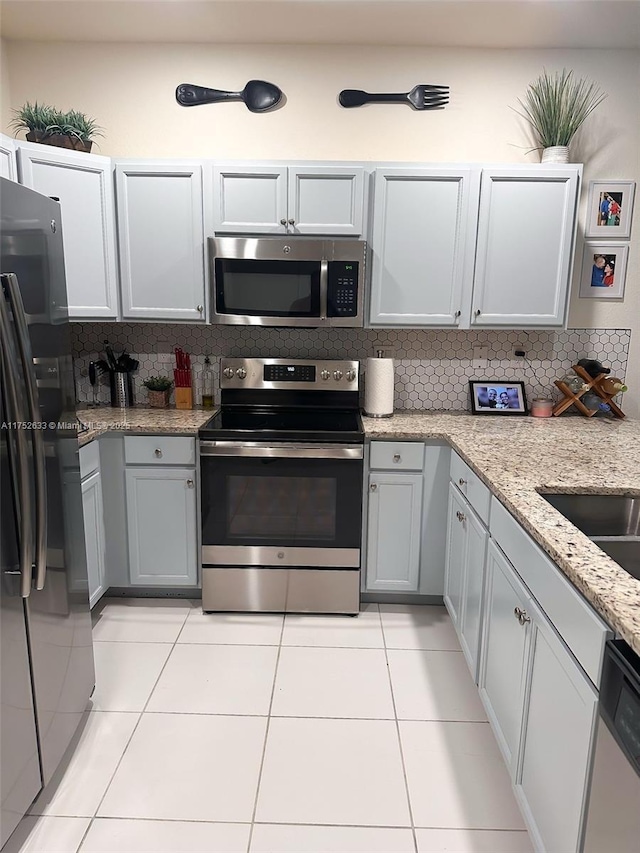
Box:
[199,358,364,614]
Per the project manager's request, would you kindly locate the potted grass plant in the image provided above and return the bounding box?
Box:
[11,102,103,153]
[516,69,606,163]
[143,376,173,408]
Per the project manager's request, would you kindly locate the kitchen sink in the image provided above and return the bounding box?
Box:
[540,492,640,581]
[540,493,640,537]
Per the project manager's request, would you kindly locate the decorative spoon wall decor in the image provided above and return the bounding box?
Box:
[176,81,283,113]
[339,84,449,110]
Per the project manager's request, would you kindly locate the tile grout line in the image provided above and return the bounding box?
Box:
[245,613,286,853]
[379,606,419,853]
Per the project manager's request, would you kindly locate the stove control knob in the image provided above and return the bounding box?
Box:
[320,370,330,380]
[223,367,234,379]
[333,370,343,381]
[236,368,247,380]
[345,369,357,382]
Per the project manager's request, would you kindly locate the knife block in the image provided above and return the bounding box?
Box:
[174,387,193,410]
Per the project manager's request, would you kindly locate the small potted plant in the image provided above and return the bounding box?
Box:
[11,102,103,153]
[143,376,173,408]
[516,69,606,163]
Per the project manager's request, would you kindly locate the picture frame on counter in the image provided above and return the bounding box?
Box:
[585,180,635,239]
[579,242,629,299]
[469,381,528,415]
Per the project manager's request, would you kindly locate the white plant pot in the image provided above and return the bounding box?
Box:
[541,146,570,164]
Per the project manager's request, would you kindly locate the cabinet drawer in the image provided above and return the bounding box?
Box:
[450,451,490,524]
[490,497,611,686]
[79,440,100,480]
[124,436,195,466]
[370,441,424,471]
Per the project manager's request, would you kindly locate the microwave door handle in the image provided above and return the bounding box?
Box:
[0,277,34,597]
[319,259,328,320]
[2,273,47,590]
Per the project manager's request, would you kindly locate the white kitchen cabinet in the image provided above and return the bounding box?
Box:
[515,598,598,853]
[444,482,488,680]
[366,472,423,592]
[17,142,119,319]
[115,161,207,321]
[369,167,480,326]
[213,163,365,235]
[471,166,580,327]
[125,466,198,586]
[81,466,107,608]
[0,133,17,181]
[478,539,532,774]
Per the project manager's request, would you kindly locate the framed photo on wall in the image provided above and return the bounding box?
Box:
[579,242,629,299]
[469,381,528,415]
[585,180,635,239]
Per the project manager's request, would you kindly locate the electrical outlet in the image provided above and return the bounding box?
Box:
[158,352,173,365]
[472,346,488,369]
[513,348,526,358]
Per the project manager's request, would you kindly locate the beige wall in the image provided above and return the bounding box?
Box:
[0,39,12,132]
[4,40,639,413]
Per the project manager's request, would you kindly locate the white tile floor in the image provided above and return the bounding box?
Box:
[6,600,534,853]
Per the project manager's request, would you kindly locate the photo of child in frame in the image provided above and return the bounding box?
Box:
[598,191,623,227]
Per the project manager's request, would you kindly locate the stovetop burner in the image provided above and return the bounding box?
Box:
[199,407,363,443]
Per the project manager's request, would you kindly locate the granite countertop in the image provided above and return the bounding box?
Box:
[364,412,640,656]
[76,406,214,446]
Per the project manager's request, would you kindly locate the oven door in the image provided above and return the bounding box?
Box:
[200,442,363,567]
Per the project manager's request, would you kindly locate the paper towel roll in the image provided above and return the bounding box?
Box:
[365,356,394,417]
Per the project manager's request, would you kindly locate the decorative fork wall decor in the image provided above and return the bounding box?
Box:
[339,84,449,110]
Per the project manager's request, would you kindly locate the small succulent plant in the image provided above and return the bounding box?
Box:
[11,101,103,143]
[143,376,173,392]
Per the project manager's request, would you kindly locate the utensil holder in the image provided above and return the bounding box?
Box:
[109,371,134,408]
[175,387,193,410]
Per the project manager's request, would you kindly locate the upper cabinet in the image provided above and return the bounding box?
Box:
[0,133,18,181]
[213,164,365,235]
[17,143,119,319]
[471,166,580,327]
[369,163,581,329]
[115,161,207,322]
[369,167,480,326]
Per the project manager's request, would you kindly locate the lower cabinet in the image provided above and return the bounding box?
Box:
[125,466,198,586]
[81,467,107,608]
[444,482,488,680]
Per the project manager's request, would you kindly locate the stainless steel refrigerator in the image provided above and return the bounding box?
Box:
[1,178,95,847]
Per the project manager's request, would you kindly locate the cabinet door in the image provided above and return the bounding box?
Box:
[366,472,422,591]
[81,469,107,608]
[116,162,206,321]
[369,167,479,326]
[459,500,488,681]
[478,540,532,773]
[0,133,17,181]
[516,600,598,853]
[213,164,288,233]
[472,166,579,327]
[444,482,466,627]
[288,167,364,235]
[17,143,119,319]
[125,467,198,586]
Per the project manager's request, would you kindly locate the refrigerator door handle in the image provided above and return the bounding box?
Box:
[0,277,34,597]
[1,273,47,590]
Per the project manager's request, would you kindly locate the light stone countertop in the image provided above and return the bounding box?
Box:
[76,406,214,447]
[364,412,640,656]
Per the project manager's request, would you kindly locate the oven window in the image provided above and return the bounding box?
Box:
[215,259,321,317]
[201,455,362,550]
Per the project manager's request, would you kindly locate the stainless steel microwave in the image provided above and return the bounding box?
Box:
[209,236,367,327]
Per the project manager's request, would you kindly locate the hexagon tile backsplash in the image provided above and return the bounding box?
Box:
[71,324,631,411]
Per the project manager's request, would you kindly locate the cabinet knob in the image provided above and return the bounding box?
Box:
[370,483,378,492]
[455,310,461,318]
[280,218,287,226]
[456,510,466,523]
[154,448,163,458]
[197,304,203,313]
[277,551,285,559]
[186,479,194,488]
[474,309,481,316]
[288,218,295,225]
[393,454,401,463]
[514,606,530,625]
[458,477,467,486]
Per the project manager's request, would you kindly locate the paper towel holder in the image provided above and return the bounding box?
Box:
[364,349,394,419]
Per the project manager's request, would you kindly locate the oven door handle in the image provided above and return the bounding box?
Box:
[200,441,363,460]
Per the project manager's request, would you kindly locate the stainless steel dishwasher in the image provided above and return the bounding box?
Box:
[583,639,640,853]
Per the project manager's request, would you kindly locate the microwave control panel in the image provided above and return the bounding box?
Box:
[327,261,359,317]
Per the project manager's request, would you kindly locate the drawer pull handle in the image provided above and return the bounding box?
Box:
[154,448,163,458]
[393,454,401,463]
[370,483,378,492]
[458,477,467,486]
[456,511,465,523]
[186,479,194,488]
